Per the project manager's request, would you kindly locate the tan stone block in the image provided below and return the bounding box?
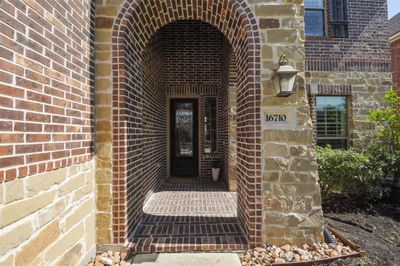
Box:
[45,222,84,262]
[37,199,66,227]
[85,214,95,250]
[96,195,112,212]
[263,172,280,182]
[96,213,112,229]
[64,198,94,231]
[0,184,3,205]
[265,197,293,211]
[96,51,112,62]
[97,107,111,120]
[0,190,56,228]
[15,220,61,266]
[298,211,323,227]
[264,157,289,171]
[290,158,318,172]
[95,169,112,184]
[96,93,112,105]
[267,29,298,43]
[97,229,112,244]
[289,145,308,156]
[292,197,313,212]
[95,29,112,43]
[262,80,276,96]
[262,94,301,106]
[97,184,111,196]
[97,143,112,160]
[263,130,314,144]
[0,221,33,256]
[96,5,120,16]
[286,213,306,226]
[4,178,24,203]
[96,133,112,142]
[263,226,289,238]
[96,78,112,92]
[72,182,94,202]
[255,5,296,17]
[26,168,66,196]
[262,45,273,59]
[279,184,298,195]
[95,63,112,77]
[55,243,82,266]
[96,121,112,132]
[96,158,112,168]
[0,254,14,266]
[264,142,289,157]
[264,213,285,224]
[58,173,86,197]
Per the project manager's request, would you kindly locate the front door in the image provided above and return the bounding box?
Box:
[170,99,199,177]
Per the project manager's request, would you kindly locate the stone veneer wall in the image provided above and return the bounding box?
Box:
[0,163,95,265]
[0,0,96,265]
[96,0,323,247]
[306,72,392,146]
[254,1,324,245]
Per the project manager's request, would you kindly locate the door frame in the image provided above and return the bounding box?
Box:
[167,95,201,178]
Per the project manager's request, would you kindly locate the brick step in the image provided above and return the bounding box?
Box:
[127,235,249,253]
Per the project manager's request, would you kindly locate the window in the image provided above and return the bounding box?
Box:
[316,96,348,149]
[330,0,348,37]
[204,97,217,153]
[305,0,325,36]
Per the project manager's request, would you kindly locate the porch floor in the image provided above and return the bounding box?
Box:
[127,178,249,253]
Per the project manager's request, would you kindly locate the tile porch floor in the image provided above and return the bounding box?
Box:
[127,178,249,253]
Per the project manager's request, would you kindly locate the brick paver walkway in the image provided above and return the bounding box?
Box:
[127,178,249,253]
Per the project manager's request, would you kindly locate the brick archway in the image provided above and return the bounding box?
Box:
[111,0,262,247]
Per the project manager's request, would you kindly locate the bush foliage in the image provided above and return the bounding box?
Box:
[367,89,400,186]
[316,145,387,200]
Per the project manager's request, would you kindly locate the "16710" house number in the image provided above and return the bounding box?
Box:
[265,114,287,122]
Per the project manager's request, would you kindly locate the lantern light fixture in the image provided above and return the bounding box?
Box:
[273,55,299,97]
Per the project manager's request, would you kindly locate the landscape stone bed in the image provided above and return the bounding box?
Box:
[240,226,362,266]
[87,227,361,266]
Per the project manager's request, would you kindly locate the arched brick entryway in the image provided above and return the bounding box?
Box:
[111,0,262,248]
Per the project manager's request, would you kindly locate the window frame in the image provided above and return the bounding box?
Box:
[329,0,349,38]
[315,96,349,149]
[304,0,326,37]
[204,96,218,154]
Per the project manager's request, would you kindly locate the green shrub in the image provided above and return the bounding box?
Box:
[367,89,400,186]
[316,146,384,200]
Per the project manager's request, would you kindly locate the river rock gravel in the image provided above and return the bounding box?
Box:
[240,241,357,265]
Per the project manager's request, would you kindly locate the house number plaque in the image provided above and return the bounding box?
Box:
[263,108,296,129]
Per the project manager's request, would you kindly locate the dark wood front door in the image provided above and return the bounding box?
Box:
[170,99,198,177]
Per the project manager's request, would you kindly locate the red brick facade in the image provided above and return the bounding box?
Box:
[111,0,262,246]
[0,0,95,182]
[392,37,400,90]
[305,0,392,147]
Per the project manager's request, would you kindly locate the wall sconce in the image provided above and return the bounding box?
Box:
[273,55,299,97]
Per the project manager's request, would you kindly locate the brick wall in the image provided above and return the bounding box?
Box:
[0,0,96,265]
[162,21,229,181]
[106,0,263,247]
[392,38,400,90]
[0,0,94,182]
[305,0,390,64]
[97,0,324,249]
[305,0,392,147]
[162,20,222,86]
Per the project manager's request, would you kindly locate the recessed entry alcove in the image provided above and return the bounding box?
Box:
[111,0,262,251]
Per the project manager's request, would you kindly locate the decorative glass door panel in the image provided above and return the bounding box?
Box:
[170,99,198,177]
